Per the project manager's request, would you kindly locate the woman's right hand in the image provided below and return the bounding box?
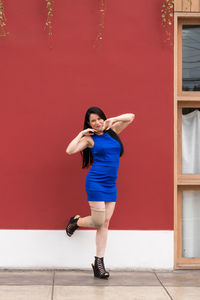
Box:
[81,128,97,137]
[66,128,97,155]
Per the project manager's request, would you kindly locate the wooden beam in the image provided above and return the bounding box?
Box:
[182,0,191,11]
[174,0,183,11]
[191,0,200,12]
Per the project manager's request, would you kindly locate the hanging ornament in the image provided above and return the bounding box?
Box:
[93,0,105,48]
[0,0,8,37]
[44,0,54,47]
[161,0,174,45]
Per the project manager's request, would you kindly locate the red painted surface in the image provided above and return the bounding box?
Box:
[0,0,173,229]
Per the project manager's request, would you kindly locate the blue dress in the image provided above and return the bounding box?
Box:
[85,132,121,202]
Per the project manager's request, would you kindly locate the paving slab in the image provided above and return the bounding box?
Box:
[0,285,52,300]
[54,270,160,286]
[53,286,171,300]
[166,287,200,300]
[156,270,200,287]
[0,271,54,286]
[0,269,200,300]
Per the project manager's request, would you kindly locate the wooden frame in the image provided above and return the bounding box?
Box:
[176,186,200,268]
[174,0,200,12]
[177,101,200,183]
[174,13,200,269]
[177,17,200,96]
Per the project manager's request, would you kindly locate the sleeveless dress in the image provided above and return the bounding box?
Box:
[85,132,121,202]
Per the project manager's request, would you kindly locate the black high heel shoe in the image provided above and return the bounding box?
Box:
[66,215,80,237]
[91,256,110,279]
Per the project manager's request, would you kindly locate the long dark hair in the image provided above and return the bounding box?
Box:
[81,106,124,168]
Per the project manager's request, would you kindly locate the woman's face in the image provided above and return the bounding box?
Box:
[89,113,105,132]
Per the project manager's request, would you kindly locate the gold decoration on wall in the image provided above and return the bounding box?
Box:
[93,0,105,48]
[44,0,54,46]
[0,0,8,37]
[161,0,174,45]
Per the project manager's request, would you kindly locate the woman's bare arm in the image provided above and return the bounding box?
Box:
[104,113,135,134]
[66,128,96,155]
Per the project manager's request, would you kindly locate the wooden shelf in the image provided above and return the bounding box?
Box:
[177,180,200,186]
[175,264,200,269]
[177,96,200,101]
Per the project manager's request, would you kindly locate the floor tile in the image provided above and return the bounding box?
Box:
[53,286,171,300]
[0,271,53,286]
[166,287,200,300]
[54,270,160,286]
[156,270,200,286]
[0,285,52,300]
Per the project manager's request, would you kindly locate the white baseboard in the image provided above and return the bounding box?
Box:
[0,230,174,270]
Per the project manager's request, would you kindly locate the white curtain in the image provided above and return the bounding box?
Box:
[182,191,200,257]
[182,110,200,174]
[182,110,200,257]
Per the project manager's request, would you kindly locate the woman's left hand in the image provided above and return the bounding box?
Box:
[103,118,117,131]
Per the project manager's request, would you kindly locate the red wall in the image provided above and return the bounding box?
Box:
[0,0,173,230]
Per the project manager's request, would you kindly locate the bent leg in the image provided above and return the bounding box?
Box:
[77,201,105,228]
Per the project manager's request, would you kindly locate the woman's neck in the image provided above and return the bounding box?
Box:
[95,131,104,135]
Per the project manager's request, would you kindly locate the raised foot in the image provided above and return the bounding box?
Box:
[65,215,80,237]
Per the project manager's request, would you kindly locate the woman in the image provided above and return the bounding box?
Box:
[65,107,135,279]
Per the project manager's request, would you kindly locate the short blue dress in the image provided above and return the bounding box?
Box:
[85,132,121,202]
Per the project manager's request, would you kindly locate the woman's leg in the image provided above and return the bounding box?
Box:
[66,202,106,237]
[96,202,116,257]
[76,201,105,228]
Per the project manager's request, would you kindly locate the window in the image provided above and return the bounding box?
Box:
[182,25,200,91]
[174,16,200,269]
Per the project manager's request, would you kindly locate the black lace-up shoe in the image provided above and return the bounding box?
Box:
[91,256,110,279]
[65,215,80,237]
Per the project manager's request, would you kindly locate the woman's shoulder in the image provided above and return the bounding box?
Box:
[86,135,94,149]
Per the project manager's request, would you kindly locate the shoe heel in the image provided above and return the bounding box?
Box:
[91,263,95,276]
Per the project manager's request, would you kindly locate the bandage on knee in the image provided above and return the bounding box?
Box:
[83,206,105,228]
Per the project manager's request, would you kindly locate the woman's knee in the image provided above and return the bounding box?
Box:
[102,218,110,228]
[91,207,105,228]
[94,218,105,228]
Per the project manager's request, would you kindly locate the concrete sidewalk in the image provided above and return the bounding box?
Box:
[0,269,200,300]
